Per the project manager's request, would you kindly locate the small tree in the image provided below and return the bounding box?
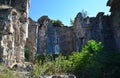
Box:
[81,10,88,19]
[51,19,63,27]
[70,18,74,26]
[69,40,105,78]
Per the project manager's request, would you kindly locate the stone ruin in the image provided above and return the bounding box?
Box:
[32,11,115,56]
[0,0,120,65]
[25,18,38,62]
[0,0,29,66]
[36,16,75,55]
[107,0,120,52]
[27,0,120,59]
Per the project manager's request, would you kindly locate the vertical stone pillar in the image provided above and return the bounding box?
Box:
[0,0,29,66]
[25,18,38,62]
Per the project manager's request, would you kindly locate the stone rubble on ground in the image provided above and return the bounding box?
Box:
[39,74,76,78]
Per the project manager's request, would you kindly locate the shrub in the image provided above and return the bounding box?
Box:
[51,20,63,27]
[31,40,120,78]
[31,54,71,77]
[24,47,29,61]
[68,40,120,78]
[53,55,71,74]
[30,61,47,78]
[68,40,106,78]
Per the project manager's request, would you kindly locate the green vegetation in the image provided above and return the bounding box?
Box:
[31,40,120,78]
[70,18,74,26]
[0,67,24,78]
[31,54,70,78]
[0,40,120,78]
[25,47,29,61]
[116,17,120,27]
[51,19,63,27]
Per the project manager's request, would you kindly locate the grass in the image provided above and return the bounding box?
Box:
[0,67,25,78]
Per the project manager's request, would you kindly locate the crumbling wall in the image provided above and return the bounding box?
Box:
[89,12,115,51]
[37,16,75,55]
[0,0,29,66]
[25,18,38,62]
[36,12,115,55]
[28,0,120,57]
[107,0,120,52]
[55,26,75,55]
[37,16,50,54]
[73,13,91,51]
[72,11,116,52]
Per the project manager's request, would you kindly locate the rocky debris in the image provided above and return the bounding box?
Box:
[39,74,76,78]
[11,63,33,72]
[0,0,29,67]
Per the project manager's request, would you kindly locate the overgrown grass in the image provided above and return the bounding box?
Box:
[30,54,70,78]
[0,67,24,78]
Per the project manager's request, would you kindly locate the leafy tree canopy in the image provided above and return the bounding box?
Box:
[51,19,63,27]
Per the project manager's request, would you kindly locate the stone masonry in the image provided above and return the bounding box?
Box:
[35,0,119,55]
[36,16,75,55]
[107,0,120,52]
[25,18,38,62]
[0,0,29,66]
[35,12,115,55]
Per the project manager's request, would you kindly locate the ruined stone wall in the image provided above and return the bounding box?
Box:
[72,11,116,52]
[89,12,116,51]
[25,18,38,62]
[73,13,91,52]
[0,0,29,66]
[36,11,115,55]
[107,0,120,52]
[37,16,50,54]
[28,0,120,57]
[36,16,75,55]
[55,26,75,55]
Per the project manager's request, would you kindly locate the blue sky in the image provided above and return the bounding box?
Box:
[29,0,110,26]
